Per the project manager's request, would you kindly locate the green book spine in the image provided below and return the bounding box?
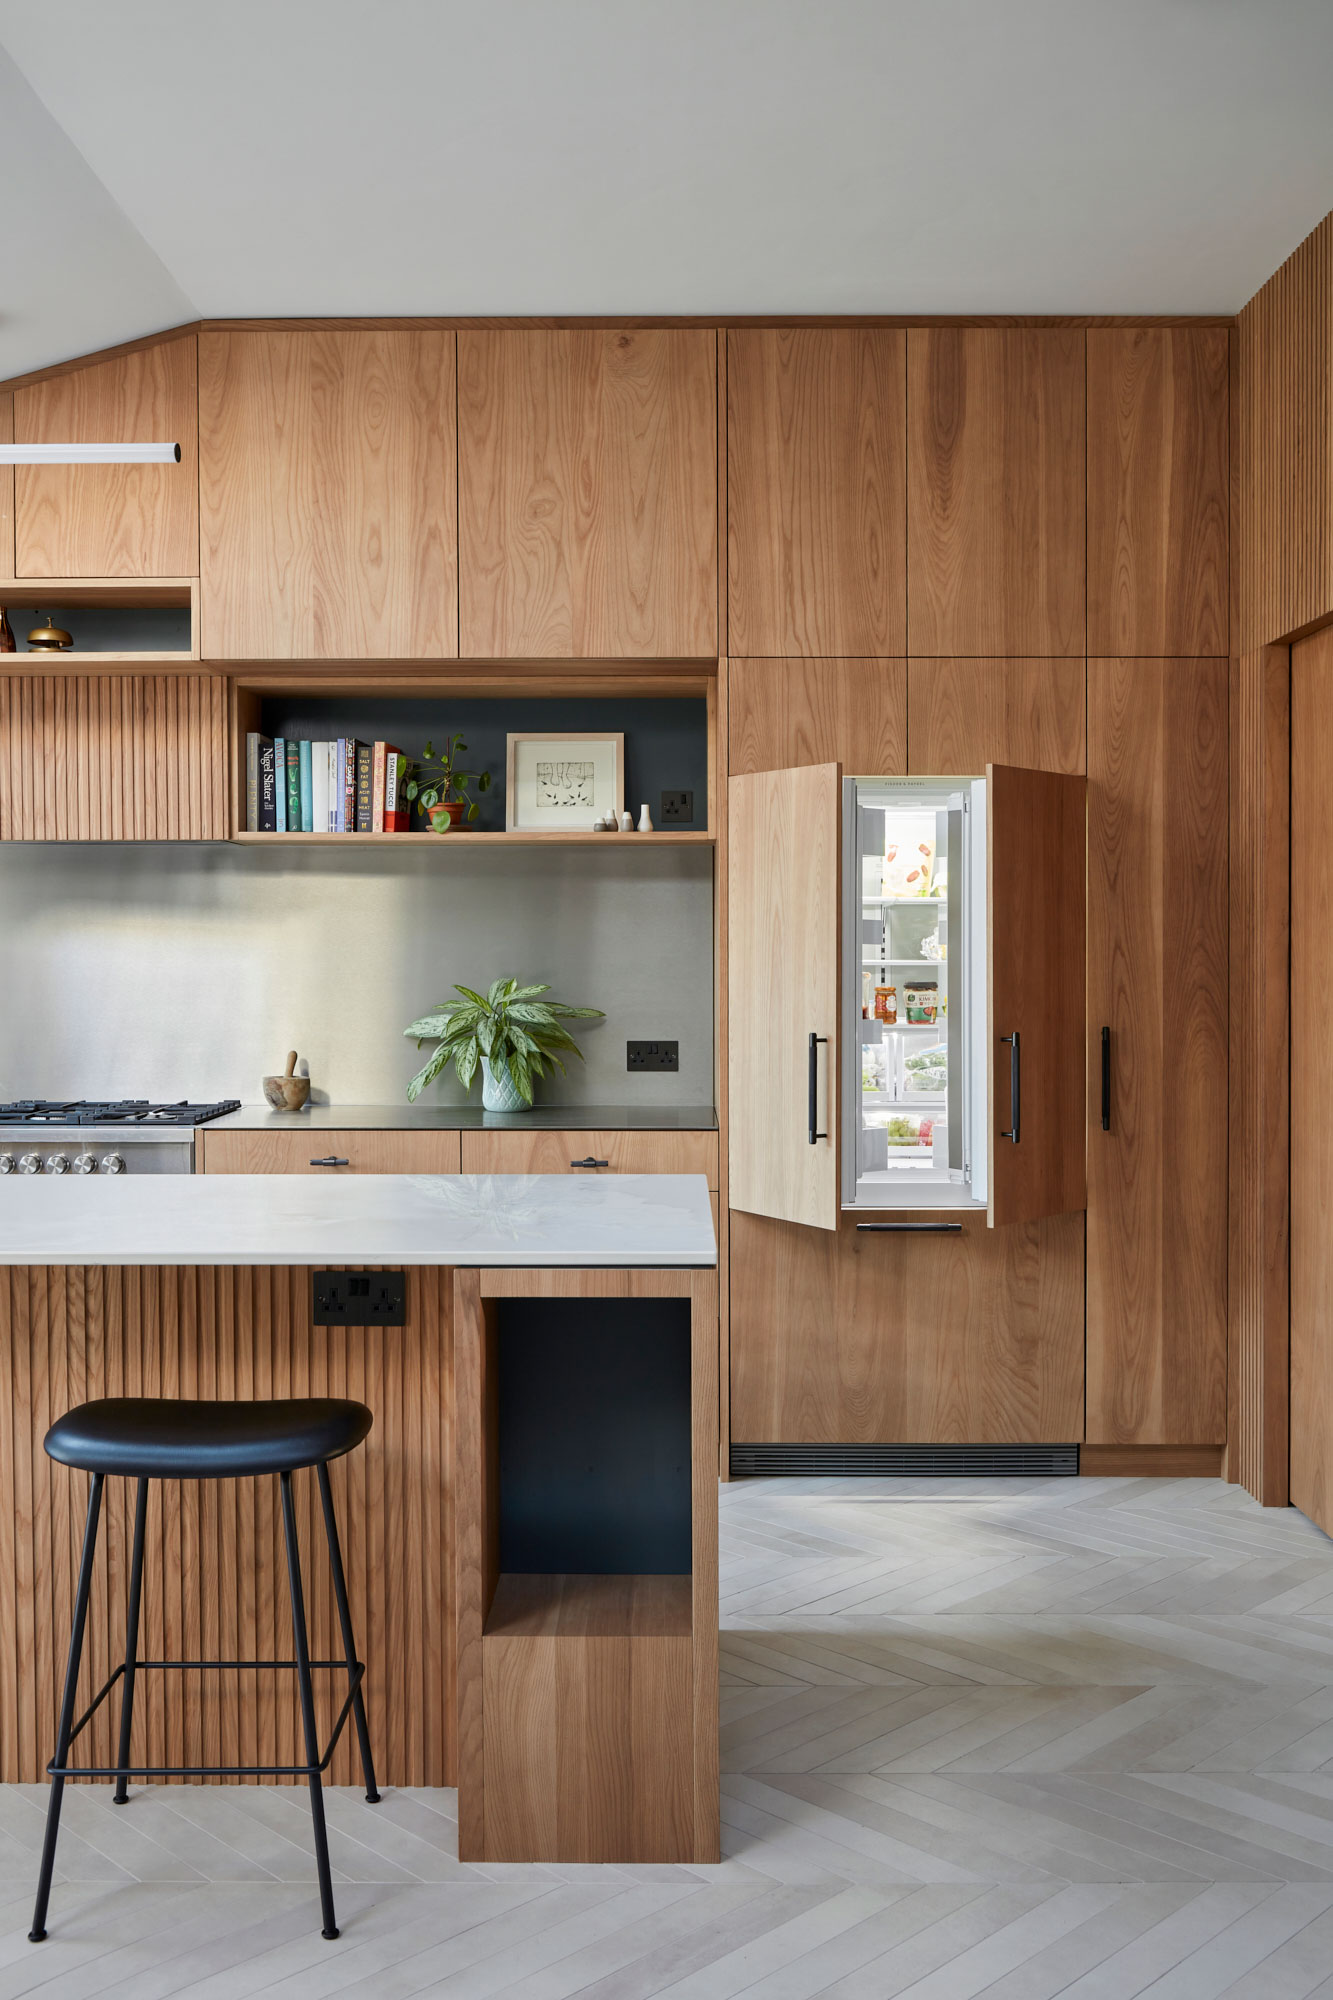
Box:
[298,740,313,833]
[355,741,374,832]
[285,741,301,830]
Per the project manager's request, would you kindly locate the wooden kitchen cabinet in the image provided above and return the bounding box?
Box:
[906,658,1086,775]
[459,1129,717,1182]
[1086,657,1228,1446]
[199,330,457,660]
[727,329,906,656]
[13,336,199,578]
[728,658,907,776]
[1087,328,1229,657]
[907,329,1085,656]
[457,329,717,658]
[199,1129,462,1174]
[0,673,228,840]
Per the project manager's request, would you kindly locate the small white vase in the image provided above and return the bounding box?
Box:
[481,1057,528,1112]
[638,803,653,832]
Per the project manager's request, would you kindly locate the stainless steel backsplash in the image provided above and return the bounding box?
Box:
[0,844,715,1108]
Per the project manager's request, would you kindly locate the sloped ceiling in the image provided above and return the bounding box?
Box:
[4,0,1333,380]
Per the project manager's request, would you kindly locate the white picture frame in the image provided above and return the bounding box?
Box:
[505,732,625,832]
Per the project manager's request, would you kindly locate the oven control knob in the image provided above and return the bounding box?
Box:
[73,1152,99,1174]
[0,1154,15,1174]
[98,1152,126,1175]
[19,1152,43,1174]
[46,1153,71,1175]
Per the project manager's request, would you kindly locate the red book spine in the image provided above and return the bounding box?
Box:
[384,752,410,832]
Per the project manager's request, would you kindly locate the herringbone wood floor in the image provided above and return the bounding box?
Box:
[5,1474,1333,1996]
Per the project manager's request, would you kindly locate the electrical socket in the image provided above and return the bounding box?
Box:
[627,1040,679,1072]
[313,1270,407,1327]
[660,790,694,824]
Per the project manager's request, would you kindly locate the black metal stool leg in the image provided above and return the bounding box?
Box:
[30,1472,104,1943]
[280,1470,339,1941]
[112,1477,149,1806]
[316,1462,381,1804]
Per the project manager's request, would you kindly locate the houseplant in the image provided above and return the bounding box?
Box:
[405,735,492,832]
[405,978,604,1110]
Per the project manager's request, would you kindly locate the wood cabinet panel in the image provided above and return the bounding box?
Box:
[729,1210,1084,1442]
[459,1129,717,1183]
[727,330,906,656]
[907,659,1086,774]
[458,329,716,658]
[200,1129,462,1175]
[728,658,906,776]
[1086,659,1228,1446]
[14,337,199,578]
[1,392,13,579]
[1088,328,1229,657]
[0,1264,452,1786]
[907,329,1085,656]
[0,673,228,839]
[199,331,457,660]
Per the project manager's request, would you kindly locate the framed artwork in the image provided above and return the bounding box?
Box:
[505,732,624,832]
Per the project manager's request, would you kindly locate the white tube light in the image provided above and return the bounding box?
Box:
[0,442,181,464]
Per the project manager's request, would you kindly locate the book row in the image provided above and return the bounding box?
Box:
[245,735,410,833]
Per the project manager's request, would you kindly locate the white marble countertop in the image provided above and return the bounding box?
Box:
[0,1174,717,1268]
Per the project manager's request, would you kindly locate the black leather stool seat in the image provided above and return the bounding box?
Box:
[44,1397,373,1480]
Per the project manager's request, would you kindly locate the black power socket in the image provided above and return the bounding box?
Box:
[627,1040,679,1072]
[660,790,694,824]
[313,1270,407,1327]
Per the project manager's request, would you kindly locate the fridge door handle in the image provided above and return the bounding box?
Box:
[808,1032,828,1145]
[1000,1031,1020,1143]
[1100,1025,1111,1132]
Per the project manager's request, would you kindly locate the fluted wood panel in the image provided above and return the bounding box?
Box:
[0,1265,452,1787]
[1087,328,1229,656]
[0,674,228,840]
[14,337,199,579]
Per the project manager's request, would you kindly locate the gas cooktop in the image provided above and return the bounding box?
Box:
[0,1100,242,1128]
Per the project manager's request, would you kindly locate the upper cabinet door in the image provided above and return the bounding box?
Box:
[199,331,457,660]
[15,336,199,578]
[908,330,1085,656]
[729,763,840,1230]
[988,763,1087,1227]
[457,329,716,659]
[727,330,906,657]
[1087,328,1229,657]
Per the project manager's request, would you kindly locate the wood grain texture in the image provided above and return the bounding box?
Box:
[458,1129,717,1183]
[1085,660,1228,1446]
[457,328,717,658]
[729,1210,1084,1442]
[1291,629,1333,1535]
[1080,1445,1224,1477]
[0,1265,452,1787]
[199,331,457,660]
[1087,328,1229,656]
[14,337,199,579]
[0,674,228,839]
[987,765,1087,1227]
[728,764,840,1229]
[0,391,13,580]
[728,658,906,776]
[200,1130,462,1175]
[726,329,906,656]
[907,329,1085,656]
[906,659,1086,774]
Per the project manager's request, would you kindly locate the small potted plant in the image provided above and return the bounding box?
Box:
[405,735,492,832]
[405,978,604,1111]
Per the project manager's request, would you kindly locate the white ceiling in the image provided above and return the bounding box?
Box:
[3,0,1333,380]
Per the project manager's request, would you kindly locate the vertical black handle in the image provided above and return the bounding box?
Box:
[808,1032,828,1145]
[1101,1025,1111,1132]
[1000,1031,1020,1143]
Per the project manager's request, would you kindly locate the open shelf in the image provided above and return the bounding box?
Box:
[0,577,198,668]
[232,829,713,846]
[484,1572,692,1639]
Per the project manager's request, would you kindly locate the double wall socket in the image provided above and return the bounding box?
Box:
[627,1040,679,1072]
[313,1270,407,1326]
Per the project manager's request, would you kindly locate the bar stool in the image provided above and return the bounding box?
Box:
[28,1396,381,1944]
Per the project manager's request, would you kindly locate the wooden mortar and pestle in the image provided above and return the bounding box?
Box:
[263,1050,310,1111]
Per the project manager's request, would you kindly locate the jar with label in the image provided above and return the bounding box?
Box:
[874,983,897,1024]
[905,980,938,1024]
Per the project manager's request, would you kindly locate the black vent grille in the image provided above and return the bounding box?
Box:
[729,1442,1080,1478]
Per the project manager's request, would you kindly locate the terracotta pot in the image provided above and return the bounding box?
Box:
[426,800,466,833]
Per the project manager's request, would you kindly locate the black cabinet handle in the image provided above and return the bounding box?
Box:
[309,1156,350,1167]
[570,1156,610,1169]
[1101,1025,1111,1132]
[808,1032,828,1145]
[1000,1031,1020,1143]
[856,1222,963,1233]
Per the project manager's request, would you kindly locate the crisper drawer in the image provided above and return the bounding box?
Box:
[199,1129,462,1174]
[460,1129,718,1186]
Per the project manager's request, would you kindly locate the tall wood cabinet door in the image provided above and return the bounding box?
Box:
[1087,659,1228,1445]
[457,329,716,658]
[1087,328,1229,657]
[988,764,1087,1227]
[199,331,457,660]
[0,674,229,840]
[907,329,1085,656]
[728,763,840,1229]
[727,330,906,657]
[14,336,199,578]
